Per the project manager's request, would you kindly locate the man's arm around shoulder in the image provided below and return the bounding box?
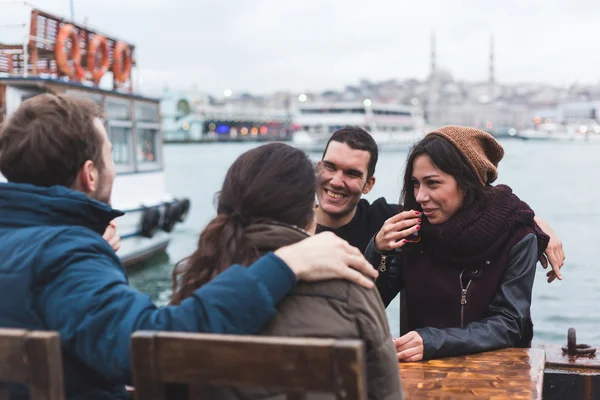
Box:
[35,229,295,384]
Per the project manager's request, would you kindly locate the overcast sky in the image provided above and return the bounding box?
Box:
[6,0,600,95]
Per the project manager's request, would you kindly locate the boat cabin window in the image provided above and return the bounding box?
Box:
[134,101,161,170]
[372,109,411,116]
[65,90,104,108]
[135,101,159,122]
[105,97,135,173]
[107,121,134,173]
[106,98,132,121]
[300,108,365,114]
[109,126,133,165]
[136,126,160,169]
[21,91,44,102]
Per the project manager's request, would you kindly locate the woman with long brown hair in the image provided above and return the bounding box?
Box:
[367,126,550,362]
[171,142,402,399]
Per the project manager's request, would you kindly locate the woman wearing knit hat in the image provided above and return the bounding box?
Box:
[365,125,551,362]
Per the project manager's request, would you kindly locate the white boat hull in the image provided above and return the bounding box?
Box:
[517,129,575,141]
[111,171,189,267]
[292,130,423,153]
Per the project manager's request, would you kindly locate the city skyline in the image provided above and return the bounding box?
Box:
[3,0,600,95]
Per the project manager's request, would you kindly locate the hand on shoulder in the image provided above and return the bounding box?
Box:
[274,232,377,289]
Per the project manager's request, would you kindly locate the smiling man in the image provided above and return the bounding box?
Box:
[315,127,398,253]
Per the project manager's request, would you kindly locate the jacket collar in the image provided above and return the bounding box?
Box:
[0,182,123,234]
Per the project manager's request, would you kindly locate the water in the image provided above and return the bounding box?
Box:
[128,139,600,346]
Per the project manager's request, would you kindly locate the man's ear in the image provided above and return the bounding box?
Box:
[73,160,99,194]
[363,175,376,194]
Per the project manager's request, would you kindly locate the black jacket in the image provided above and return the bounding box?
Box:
[365,233,538,360]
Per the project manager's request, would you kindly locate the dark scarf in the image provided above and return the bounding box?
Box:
[244,222,310,254]
[418,184,549,265]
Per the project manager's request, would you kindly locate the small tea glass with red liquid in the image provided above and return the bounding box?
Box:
[401,211,421,244]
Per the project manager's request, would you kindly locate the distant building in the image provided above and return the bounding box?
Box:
[161,90,292,142]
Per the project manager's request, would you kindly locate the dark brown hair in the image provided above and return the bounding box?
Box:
[401,134,487,211]
[0,93,104,188]
[170,142,316,305]
[322,127,379,178]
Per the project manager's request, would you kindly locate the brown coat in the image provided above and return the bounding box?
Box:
[210,223,403,400]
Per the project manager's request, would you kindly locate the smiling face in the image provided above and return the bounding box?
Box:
[412,154,465,224]
[316,141,375,227]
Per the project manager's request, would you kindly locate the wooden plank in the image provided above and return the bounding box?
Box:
[29,10,39,74]
[154,333,346,391]
[0,383,9,400]
[0,329,64,400]
[25,331,64,400]
[540,344,600,400]
[399,348,545,399]
[130,331,165,400]
[131,331,367,399]
[540,344,600,372]
[332,342,367,400]
[187,384,208,400]
[0,329,28,383]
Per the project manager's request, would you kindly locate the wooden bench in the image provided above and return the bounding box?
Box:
[130,331,367,400]
[0,328,64,400]
[398,347,545,399]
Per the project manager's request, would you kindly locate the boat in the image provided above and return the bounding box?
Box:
[0,3,190,267]
[161,90,294,143]
[518,107,600,142]
[291,101,426,153]
[517,122,576,141]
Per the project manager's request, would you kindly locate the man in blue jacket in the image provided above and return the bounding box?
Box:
[0,93,377,399]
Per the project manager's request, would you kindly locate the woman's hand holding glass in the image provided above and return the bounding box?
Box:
[374,210,422,253]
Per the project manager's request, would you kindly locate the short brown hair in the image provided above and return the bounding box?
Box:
[0,93,104,188]
[322,127,379,179]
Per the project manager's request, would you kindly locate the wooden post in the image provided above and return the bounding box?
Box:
[29,10,39,75]
[25,332,64,400]
[0,329,64,400]
[130,331,165,400]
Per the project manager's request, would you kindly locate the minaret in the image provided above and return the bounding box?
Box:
[489,34,495,100]
[427,30,438,124]
[430,30,437,80]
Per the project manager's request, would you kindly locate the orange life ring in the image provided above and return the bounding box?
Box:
[112,41,132,83]
[55,24,85,81]
[87,35,110,85]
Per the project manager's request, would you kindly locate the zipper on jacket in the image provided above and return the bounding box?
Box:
[378,255,387,272]
[459,268,473,327]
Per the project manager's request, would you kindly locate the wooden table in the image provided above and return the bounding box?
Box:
[398,348,545,399]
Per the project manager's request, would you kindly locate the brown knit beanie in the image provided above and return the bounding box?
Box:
[426,126,504,186]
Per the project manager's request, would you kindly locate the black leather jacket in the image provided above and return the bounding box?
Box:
[365,233,538,360]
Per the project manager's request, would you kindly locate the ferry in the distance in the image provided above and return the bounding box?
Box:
[0,3,189,267]
[291,100,426,152]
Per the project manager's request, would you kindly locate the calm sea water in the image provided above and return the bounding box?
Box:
[128,139,600,346]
